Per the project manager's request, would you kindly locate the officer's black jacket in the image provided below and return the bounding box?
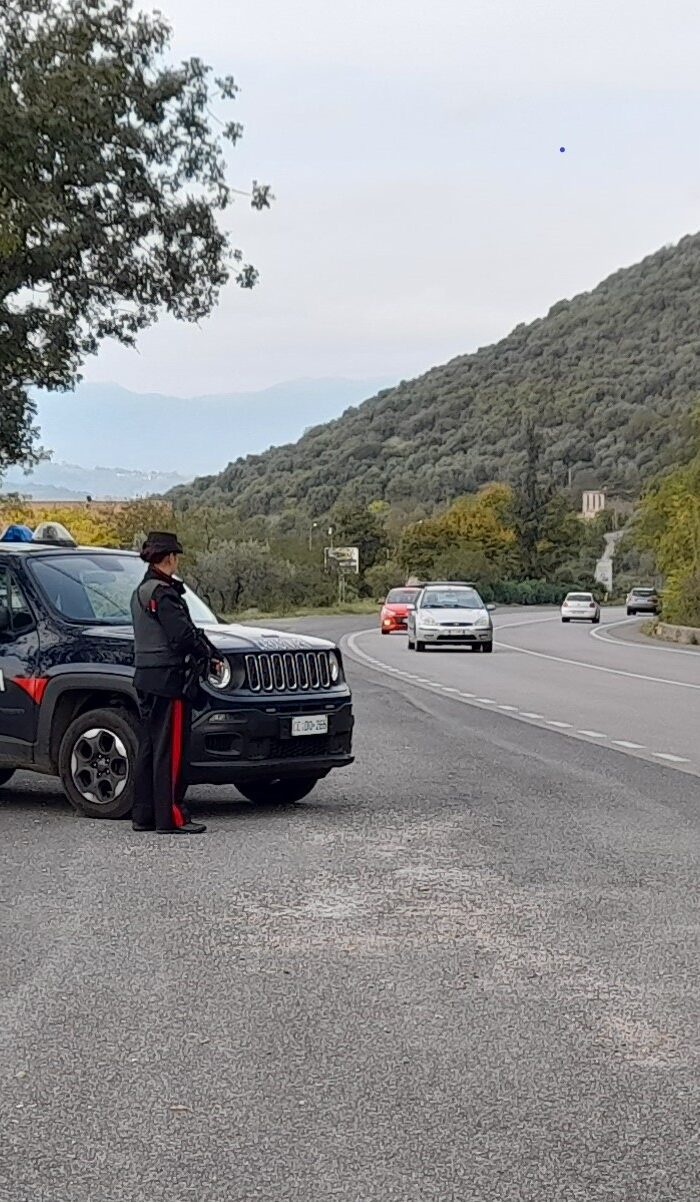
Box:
[131,567,217,698]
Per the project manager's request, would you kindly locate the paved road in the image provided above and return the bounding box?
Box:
[346,607,700,775]
[0,613,698,1201]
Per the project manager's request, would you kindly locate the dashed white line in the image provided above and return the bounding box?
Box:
[547,720,572,729]
[519,711,544,720]
[612,740,645,750]
[578,730,607,739]
[498,704,518,712]
[476,698,496,704]
[652,752,690,764]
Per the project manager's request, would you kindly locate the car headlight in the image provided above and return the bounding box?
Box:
[328,651,341,683]
[420,614,437,626]
[475,613,490,628]
[207,658,232,690]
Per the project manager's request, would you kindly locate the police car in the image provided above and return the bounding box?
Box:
[0,522,354,817]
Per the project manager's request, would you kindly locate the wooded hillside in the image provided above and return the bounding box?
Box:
[173,233,700,518]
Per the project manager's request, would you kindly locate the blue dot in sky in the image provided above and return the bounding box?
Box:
[559,146,566,153]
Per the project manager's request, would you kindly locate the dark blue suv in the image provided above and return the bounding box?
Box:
[0,538,354,817]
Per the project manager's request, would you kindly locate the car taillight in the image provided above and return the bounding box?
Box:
[589,602,595,608]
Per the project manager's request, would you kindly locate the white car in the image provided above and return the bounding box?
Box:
[407,582,494,652]
[561,591,600,624]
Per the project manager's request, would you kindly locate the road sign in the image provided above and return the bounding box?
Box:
[324,546,360,574]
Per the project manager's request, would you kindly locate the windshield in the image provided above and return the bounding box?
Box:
[632,589,655,596]
[421,587,483,609]
[28,553,218,626]
[386,589,419,604]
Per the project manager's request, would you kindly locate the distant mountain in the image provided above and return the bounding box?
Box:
[172,233,700,517]
[29,377,395,476]
[2,461,187,501]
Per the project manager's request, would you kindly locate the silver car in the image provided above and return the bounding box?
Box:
[626,587,660,616]
[407,582,495,653]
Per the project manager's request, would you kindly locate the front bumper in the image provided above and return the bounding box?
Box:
[416,626,492,644]
[187,694,354,783]
[381,615,408,632]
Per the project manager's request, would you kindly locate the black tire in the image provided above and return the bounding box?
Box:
[415,640,426,653]
[58,706,139,819]
[562,618,570,623]
[592,616,600,625]
[235,776,320,805]
[482,641,493,653]
[0,768,15,789]
[470,643,481,652]
[627,609,634,616]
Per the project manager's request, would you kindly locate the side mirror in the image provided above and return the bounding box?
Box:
[486,603,496,612]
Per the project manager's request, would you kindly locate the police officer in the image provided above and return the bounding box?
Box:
[131,531,220,835]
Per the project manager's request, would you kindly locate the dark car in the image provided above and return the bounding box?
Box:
[0,533,353,818]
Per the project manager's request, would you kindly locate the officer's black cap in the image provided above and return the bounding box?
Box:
[140,531,184,561]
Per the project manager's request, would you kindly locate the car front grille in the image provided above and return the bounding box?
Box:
[244,650,333,693]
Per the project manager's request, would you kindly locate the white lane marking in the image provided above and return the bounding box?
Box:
[591,617,700,657]
[344,630,696,775]
[494,613,561,631]
[494,635,700,691]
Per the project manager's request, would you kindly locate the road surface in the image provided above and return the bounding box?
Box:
[0,610,698,1201]
[347,606,700,775]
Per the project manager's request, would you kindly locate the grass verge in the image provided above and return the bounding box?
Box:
[225,599,378,622]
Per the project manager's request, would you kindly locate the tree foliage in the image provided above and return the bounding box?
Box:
[634,438,700,625]
[0,0,270,471]
[174,233,700,517]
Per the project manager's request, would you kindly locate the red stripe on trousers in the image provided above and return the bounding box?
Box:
[170,699,185,828]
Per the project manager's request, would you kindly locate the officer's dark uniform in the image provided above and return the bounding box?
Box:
[131,532,217,834]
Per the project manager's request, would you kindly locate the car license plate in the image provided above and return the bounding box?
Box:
[291,715,329,737]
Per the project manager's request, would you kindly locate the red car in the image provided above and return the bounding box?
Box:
[380,587,421,634]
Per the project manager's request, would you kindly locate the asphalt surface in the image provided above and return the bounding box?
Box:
[1,610,699,1201]
[348,606,700,776]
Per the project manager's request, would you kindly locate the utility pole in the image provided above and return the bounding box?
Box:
[308,520,318,551]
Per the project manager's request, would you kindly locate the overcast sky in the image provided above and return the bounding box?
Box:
[84,0,700,396]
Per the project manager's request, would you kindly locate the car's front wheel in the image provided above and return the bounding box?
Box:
[482,641,493,653]
[0,768,15,789]
[415,640,426,652]
[627,609,635,616]
[562,617,570,623]
[59,706,139,819]
[235,776,320,805]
